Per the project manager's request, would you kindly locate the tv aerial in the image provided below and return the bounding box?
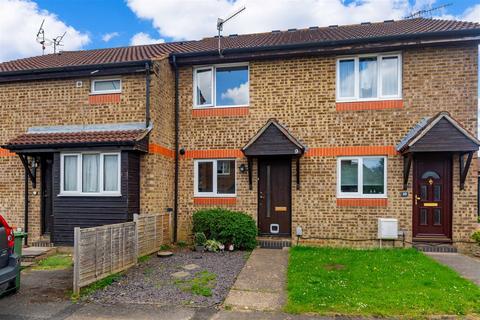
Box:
[216,6,246,57]
[404,3,452,19]
[35,19,67,54]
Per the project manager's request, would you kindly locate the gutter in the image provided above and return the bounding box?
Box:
[0,60,151,83]
[172,55,179,243]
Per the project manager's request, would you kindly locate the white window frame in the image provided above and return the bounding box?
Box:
[336,156,387,199]
[60,152,121,196]
[194,159,237,197]
[336,53,402,102]
[193,63,249,109]
[90,78,122,95]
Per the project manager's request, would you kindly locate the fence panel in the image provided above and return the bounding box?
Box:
[73,213,171,295]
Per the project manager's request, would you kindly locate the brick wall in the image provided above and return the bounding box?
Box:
[176,44,478,251]
[0,74,149,243]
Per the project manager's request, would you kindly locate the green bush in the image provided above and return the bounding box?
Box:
[192,208,257,250]
[472,230,480,245]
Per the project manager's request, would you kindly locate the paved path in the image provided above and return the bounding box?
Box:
[426,252,480,286]
[224,248,289,311]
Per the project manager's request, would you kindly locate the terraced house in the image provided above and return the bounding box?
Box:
[0,18,479,253]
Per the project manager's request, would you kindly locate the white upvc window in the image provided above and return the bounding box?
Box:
[193,63,249,108]
[336,53,402,102]
[337,156,387,198]
[60,152,121,196]
[91,78,122,94]
[194,159,236,197]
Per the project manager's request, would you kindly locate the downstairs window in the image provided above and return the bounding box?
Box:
[337,156,387,198]
[194,159,236,197]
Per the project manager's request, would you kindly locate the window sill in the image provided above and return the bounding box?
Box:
[192,106,249,117]
[194,197,236,205]
[336,198,388,207]
[88,93,121,104]
[58,193,122,197]
[336,99,403,111]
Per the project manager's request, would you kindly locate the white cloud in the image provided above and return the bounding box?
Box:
[221,81,249,105]
[0,0,90,62]
[130,32,165,46]
[126,0,411,41]
[102,32,119,42]
[126,0,480,41]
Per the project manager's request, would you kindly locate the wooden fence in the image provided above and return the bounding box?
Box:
[73,212,171,295]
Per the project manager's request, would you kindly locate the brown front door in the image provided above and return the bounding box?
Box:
[413,153,452,239]
[258,158,291,236]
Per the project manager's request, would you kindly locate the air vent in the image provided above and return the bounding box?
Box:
[228,34,238,37]
[384,19,394,23]
[287,28,297,32]
[328,24,338,28]
[271,30,281,33]
[361,22,371,25]
[309,26,319,30]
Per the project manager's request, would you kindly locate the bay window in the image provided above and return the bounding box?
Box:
[61,152,121,195]
[194,159,236,196]
[194,64,249,108]
[337,156,387,198]
[336,53,401,101]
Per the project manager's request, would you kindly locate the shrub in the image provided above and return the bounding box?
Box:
[472,230,480,245]
[194,232,207,246]
[192,208,257,250]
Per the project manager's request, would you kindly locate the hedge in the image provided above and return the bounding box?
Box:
[192,208,257,250]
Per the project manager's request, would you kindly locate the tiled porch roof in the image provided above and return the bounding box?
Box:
[3,122,150,152]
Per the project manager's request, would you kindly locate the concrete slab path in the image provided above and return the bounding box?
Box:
[224,248,289,312]
[425,252,480,286]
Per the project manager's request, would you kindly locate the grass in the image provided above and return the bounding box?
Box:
[138,254,152,264]
[33,254,73,271]
[71,272,123,301]
[286,246,480,317]
[175,270,217,297]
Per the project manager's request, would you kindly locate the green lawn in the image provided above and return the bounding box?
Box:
[286,246,480,317]
[33,254,73,271]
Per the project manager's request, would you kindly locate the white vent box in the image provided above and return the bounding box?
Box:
[378,218,398,240]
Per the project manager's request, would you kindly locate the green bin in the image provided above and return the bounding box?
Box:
[13,231,26,290]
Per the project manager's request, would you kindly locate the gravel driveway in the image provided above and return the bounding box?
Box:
[88,250,248,307]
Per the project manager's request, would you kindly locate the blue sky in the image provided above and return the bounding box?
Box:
[1,0,479,62]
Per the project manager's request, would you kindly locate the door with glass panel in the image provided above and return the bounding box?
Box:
[413,154,452,239]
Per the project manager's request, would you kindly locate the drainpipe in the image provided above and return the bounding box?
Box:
[172,55,179,243]
[145,61,151,127]
[24,168,29,245]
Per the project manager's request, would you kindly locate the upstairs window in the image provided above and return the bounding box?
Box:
[194,159,236,197]
[91,79,122,94]
[336,53,401,101]
[61,152,121,196]
[337,156,387,198]
[194,64,249,108]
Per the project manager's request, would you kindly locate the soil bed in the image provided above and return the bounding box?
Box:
[88,250,248,307]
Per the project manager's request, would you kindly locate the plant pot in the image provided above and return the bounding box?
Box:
[473,244,480,258]
[195,245,205,252]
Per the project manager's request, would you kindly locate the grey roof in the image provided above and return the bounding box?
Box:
[396,117,431,151]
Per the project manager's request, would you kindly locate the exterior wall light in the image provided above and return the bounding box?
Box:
[239,163,247,173]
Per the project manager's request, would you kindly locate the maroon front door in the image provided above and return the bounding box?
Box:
[258,158,291,236]
[413,154,452,239]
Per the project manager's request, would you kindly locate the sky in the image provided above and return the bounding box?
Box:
[0,0,479,63]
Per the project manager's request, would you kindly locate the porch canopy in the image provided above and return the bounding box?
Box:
[242,119,306,189]
[397,112,480,190]
[2,122,150,187]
